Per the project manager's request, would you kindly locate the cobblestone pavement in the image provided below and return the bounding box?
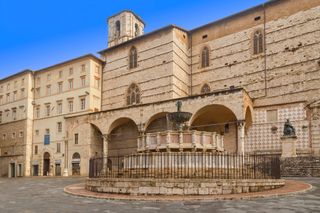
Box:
[0,177,319,213]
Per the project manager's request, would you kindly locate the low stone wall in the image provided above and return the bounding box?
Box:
[281,157,320,177]
[86,178,285,195]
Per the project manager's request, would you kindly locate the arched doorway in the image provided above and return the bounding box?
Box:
[72,152,81,176]
[190,105,238,153]
[43,152,50,176]
[108,118,139,157]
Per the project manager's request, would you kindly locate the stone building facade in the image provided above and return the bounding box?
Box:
[0,70,34,177]
[66,0,320,176]
[0,55,103,177]
[1,0,319,177]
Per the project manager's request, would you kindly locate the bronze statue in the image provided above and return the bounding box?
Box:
[283,119,296,136]
[176,100,182,112]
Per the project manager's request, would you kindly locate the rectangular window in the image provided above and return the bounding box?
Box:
[12,108,17,120]
[12,132,16,139]
[81,76,86,87]
[21,88,25,98]
[69,67,73,76]
[6,93,10,103]
[75,133,79,144]
[45,129,50,135]
[35,130,39,136]
[0,85,3,93]
[57,122,62,133]
[13,91,17,101]
[46,85,51,96]
[35,88,40,97]
[57,102,62,114]
[44,129,50,145]
[34,145,38,155]
[21,78,25,86]
[59,70,63,78]
[14,81,17,88]
[46,105,51,117]
[95,65,100,74]
[57,143,61,153]
[35,107,40,118]
[58,82,63,93]
[2,134,6,140]
[19,131,23,138]
[267,109,278,123]
[68,100,73,112]
[80,97,86,110]
[94,77,100,89]
[7,83,10,90]
[81,64,86,72]
[68,79,73,89]
[47,74,51,81]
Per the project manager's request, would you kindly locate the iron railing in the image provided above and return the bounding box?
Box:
[89,153,280,179]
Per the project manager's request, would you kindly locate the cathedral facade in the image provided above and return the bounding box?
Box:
[1,0,320,177]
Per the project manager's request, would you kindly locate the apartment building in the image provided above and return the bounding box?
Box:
[0,70,34,177]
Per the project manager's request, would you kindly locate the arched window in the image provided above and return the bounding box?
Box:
[201,83,211,94]
[253,30,264,54]
[72,152,80,160]
[115,21,121,38]
[129,47,138,69]
[135,23,140,36]
[201,47,210,68]
[126,83,141,105]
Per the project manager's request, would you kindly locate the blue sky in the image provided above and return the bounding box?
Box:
[0,0,266,79]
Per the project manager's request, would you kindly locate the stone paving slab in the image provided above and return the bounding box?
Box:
[64,179,312,201]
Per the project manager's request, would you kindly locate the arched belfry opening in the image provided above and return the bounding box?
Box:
[107,11,145,47]
[190,105,238,153]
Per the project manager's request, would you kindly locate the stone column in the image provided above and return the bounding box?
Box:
[237,121,246,155]
[63,138,69,176]
[191,130,197,152]
[166,131,171,152]
[102,134,110,173]
[179,131,184,152]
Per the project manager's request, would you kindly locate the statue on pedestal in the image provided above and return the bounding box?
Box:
[283,119,296,137]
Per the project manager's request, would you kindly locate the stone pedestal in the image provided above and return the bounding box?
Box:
[63,168,69,177]
[281,136,297,158]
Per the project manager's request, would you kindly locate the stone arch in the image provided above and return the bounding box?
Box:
[107,117,139,157]
[200,83,211,94]
[252,29,264,55]
[144,112,170,133]
[43,152,51,176]
[126,83,141,105]
[115,20,121,38]
[72,152,81,176]
[129,46,138,69]
[245,106,253,135]
[190,104,238,153]
[72,152,80,160]
[201,46,210,68]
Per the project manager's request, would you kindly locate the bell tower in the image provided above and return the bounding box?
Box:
[107,10,145,47]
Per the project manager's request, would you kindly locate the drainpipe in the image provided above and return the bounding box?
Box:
[190,33,193,96]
